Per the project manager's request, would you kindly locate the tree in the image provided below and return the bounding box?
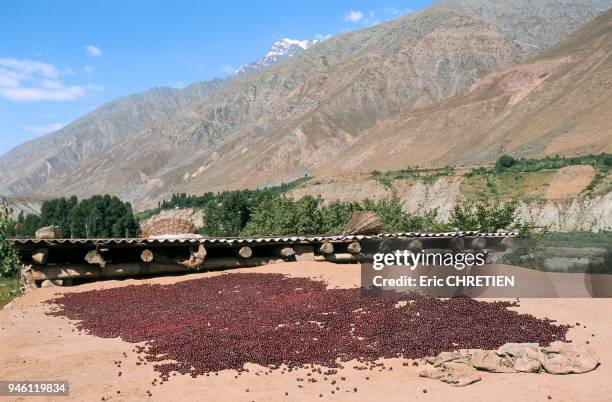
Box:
[495,154,516,171]
[68,203,86,237]
[449,199,518,231]
[202,191,251,237]
[320,202,355,234]
[241,195,296,236]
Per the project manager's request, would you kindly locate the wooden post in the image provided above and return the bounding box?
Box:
[471,237,487,251]
[236,246,253,258]
[378,239,393,253]
[84,250,106,268]
[181,244,207,269]
[29,258,286,281]
[408,239,423,253]
[500,237,514,251]
[294,245,315,262]
[31,248,49,265]
[314,253,365,263]
[449,237,465,252]
[140,249,154,263]
[276,246,296,259]
[319,242,334,255]
[347,242,361,254]
[194,244,207,260]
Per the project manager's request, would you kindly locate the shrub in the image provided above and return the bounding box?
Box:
[377,176,393,189]
[501,222,548,270]
[0,200,18,277]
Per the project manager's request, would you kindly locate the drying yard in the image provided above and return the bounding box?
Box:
[1,261,611,401]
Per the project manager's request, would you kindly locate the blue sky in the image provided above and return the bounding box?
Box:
[0,0,434,156]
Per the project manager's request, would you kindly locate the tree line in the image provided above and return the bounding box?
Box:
[4,183,521,241]
[153,177,310,212]
[8,195,137,238]
[197,191,519,237]
[465,152,612,177]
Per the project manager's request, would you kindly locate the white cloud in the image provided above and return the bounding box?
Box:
[344,10,379,26]
[344,10,364,23]
[83,65,94,76]
[3,86,85,101]
[0,57,101,102]
[0,58,58,80]
[84,45,102,58]
[23,122,65,135]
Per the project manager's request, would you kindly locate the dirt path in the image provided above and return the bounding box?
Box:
[1,262,610,401]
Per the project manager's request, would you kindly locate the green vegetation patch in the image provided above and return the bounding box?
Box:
[240,197,447,237]
[461,170,556,201]
[136,176,311,222]
[462,153,612,200]
[1,200,18,277]
[471,153,612,175]
[0,277,19,308]
[371,165,456,187]
[503,231,612,273]
[542,231,612,252]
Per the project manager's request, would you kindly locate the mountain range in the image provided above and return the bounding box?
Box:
[1,0,611,210]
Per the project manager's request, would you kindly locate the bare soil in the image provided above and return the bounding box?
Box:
[546,165,596,199]
[1,262,611,401]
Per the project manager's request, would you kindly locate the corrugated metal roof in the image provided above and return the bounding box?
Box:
[10,231,516,247]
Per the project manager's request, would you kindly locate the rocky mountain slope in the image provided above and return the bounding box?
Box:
[0,38,313,197]
[0,81,225,195]
[324,7,612,173]
[1,0,610,210]
[440,0,612,54]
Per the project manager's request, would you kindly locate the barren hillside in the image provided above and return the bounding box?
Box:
[324,7,612,174]
[0,81,225,195]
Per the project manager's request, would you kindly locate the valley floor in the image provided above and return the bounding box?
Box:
[1,263,611,401]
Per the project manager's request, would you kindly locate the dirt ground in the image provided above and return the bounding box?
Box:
[545,165,596,199]
[1,262,611,402]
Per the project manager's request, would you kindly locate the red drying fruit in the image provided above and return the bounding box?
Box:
[46,273,569,379]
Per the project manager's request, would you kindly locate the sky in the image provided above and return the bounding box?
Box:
[0,0,434,156]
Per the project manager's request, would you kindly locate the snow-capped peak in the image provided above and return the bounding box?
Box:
[266,38,314,57]
[235,37,320,76]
